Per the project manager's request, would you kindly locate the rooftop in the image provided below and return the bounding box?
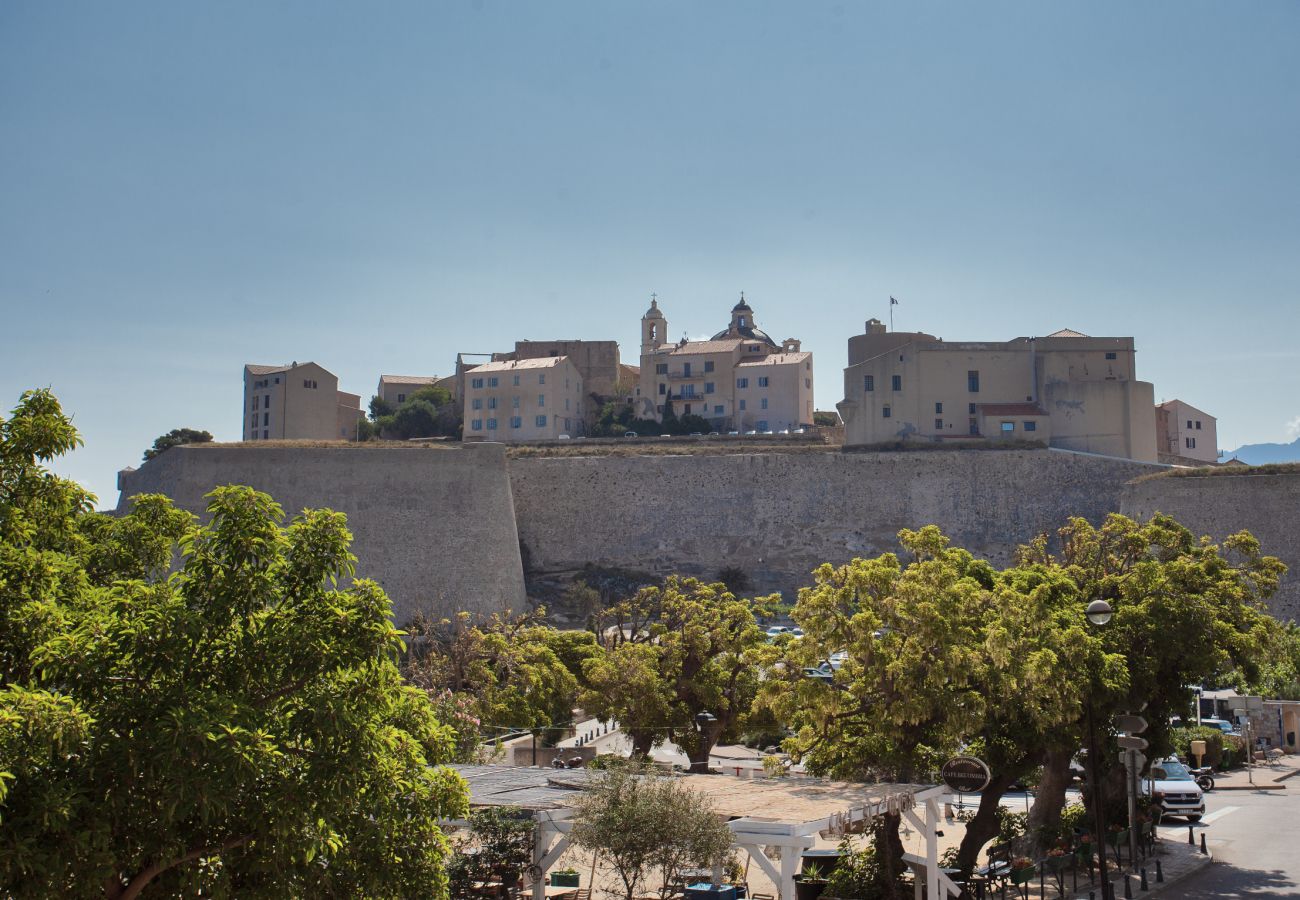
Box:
[379,374,441,385]
[470,356,573,373]
[1045,328,1089,338]
[736,351,812,367]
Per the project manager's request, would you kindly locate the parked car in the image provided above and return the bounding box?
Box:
[764,625,790,640]
[623,431,638,438]
[557,434,571,440]
[1199,718,1238,735]
[1145,757,1205,822]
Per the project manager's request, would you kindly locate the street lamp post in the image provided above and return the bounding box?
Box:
[1084,599,1115,900]
[692,711,717,775]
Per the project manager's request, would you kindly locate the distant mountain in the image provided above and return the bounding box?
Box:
[1223,437,1300,466]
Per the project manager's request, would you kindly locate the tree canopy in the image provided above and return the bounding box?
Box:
[582,577,774,771]
[0,389,467,898]
[143,427,213,461]
[367,386,460,440]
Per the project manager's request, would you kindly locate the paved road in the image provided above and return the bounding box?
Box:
[1176,784,1300,898]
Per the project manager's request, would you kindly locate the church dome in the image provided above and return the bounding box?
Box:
[711,323,779,348]
[644,298,664,319]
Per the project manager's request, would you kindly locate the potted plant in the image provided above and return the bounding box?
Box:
[1010,857,1036,884]
[795,861,828,900]
[1074,833,1093,864]
[1042,847,1069,873]
[549,867,580,888]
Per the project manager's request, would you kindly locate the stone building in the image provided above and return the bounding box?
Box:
[242,362,363,442]
[635,295,814,432]
[1155,399,1218,465]
[376,374,452,408]
[837,321,1158,461]
[462,356,585,441]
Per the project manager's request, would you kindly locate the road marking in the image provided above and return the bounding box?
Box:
[1202,805,1239,824]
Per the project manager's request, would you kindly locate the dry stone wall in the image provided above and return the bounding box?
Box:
[115,444,526,626]
[1122,472,1300,621]
[508,449,1162,600]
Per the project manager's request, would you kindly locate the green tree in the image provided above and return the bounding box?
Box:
[1018,514,1281,833]
[569,762,732,900]
[0,389,468,898]
[143,427,213,460]
[368,395,395,421]
[446,807,535,899]
[582,577,772,771]
[404,610,581,742]
[813,411,840,427]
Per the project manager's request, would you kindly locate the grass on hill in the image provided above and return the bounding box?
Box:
[1133,461,1300,483]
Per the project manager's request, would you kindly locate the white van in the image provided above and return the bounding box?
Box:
[1145,757,1205,822]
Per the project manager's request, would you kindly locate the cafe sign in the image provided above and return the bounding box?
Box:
[940,756,991,794]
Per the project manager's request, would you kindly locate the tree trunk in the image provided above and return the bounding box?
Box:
[954,771,1018,882]
[877,811,908,900]
[1027,747,1075,850]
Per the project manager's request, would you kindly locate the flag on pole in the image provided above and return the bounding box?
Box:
[890,296,898,306]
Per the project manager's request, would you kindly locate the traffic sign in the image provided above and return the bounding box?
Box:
[1119,750,1147,770]
[1115,714,1148,734]
[1117,735,1149,751]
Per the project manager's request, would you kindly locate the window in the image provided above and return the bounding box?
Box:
[969,418,979,435]
[935,402,943,414]
[535,414,547,427]
[262,429,268,439]
[714,405,723,414]
[397,393,405,403]
[471,378,484,389]
[737,377,749,389]
[739,316,747,327]
[684,404,692,414]
[510,416,521,428]
[274,377,280,384]
[656,363,668,375]
[488,377,499,387]
[882,406,891,418]
[1001,421,1015,433]
[252,395,259,410]
[489,397,499,410]
[757,420,768,431]
[892,375,902,391]
[969,403,977,415]
[749,344,760,352]
[1105,352,1117,360]
[659,383,666,395]
[513,375,520,386]
[968,371,980,393]
[304,379,317,389]
[512,396,520,408]
[935,418,943,430]
[1023,421,1037,432]
[565,398,570,410]
[538,394,545,407]
[705,382,715,394]
[761,398,768,409]
[704,361,714,373]
[739,399,747,411]
[1187,420,1193,429]
[758,376,769,387]
[683,363,692,377]
[682,384,696,398]
[472,398,483,410]
[1195,420,1202,430]
[250,416,256,429]
[565,418,571,430]
[539,373,545,384]
[471,419,483,431]
[864,375,874,392]
[1186,436,1197,449]
[804,377,811,388]
[487,418,498,430]
[262,412,269,426]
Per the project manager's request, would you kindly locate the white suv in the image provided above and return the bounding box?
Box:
[1145,757,1205,822]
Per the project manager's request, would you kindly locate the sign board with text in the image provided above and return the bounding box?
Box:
[941,756,991,793]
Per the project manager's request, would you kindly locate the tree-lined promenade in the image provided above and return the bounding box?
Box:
[2,388,1297,898]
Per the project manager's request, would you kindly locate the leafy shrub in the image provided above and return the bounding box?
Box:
[1171,726,1225,768]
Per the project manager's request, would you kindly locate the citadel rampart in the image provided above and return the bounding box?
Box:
[114,445,1300,624]
[115,444,526,625]
[509,449,1161,599]
[1122,470,1300,620]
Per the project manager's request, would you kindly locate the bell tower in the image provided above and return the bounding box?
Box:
[641,295,666,352]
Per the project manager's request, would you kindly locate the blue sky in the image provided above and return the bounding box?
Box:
[3,1,1298,505]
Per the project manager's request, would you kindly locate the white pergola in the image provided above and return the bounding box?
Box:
[453,766,961,900]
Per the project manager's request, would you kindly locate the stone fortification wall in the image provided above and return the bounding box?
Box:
[116,444,525,626]
[509,448,1161,599]
[1122,472,1300,621]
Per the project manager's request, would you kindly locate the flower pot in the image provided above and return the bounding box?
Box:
[794,879,827,900]
[1011,866,1036,885]
[550,872,580,888]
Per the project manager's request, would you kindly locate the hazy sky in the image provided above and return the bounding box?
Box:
[3,1,1298,505]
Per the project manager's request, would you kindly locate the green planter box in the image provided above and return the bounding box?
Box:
[550,872,580,888]
[1011,866,1037,885]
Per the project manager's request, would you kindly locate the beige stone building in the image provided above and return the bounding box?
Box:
[243,362,363,441]
[1155,399,1218,465]
[838,321,1158,461]
[376,374,449,408]
[462,356,585,441]
[636,296,814,432]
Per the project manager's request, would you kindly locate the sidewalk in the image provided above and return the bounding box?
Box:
[998,835,1209,899]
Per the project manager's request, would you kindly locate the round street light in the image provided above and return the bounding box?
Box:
[1086,599,1114,626]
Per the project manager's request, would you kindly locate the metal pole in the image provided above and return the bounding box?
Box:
[1088,704,1113,900]
[1127,749,1139,871]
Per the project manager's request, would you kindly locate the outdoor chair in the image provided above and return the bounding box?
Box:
[975,842,1012,898]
